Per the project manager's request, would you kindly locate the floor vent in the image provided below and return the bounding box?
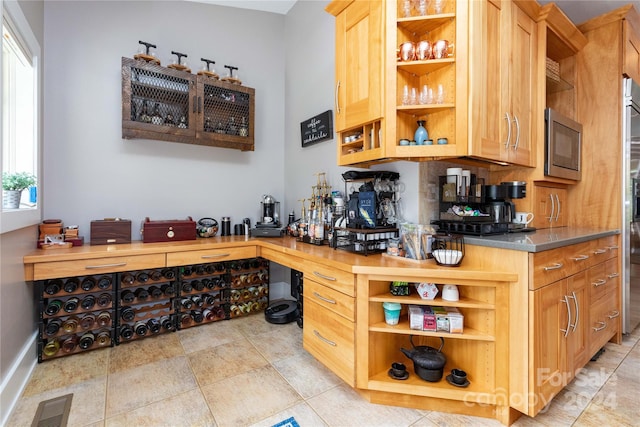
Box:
[31,393,73,427]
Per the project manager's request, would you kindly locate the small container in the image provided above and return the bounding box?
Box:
[387,237,400,256]
[383,302,402,325]
[437,137,448,145]
[221,217,231,236]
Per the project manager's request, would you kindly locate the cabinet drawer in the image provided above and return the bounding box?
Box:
[305,279,355,321]
[591,236,619,261]
[531,242,592,289]
[32,254,165,280]
[589,263,609,302]
[303,299,355,386]
[301,261,355,297]
[166,246,257,266]
[589,289,620,355]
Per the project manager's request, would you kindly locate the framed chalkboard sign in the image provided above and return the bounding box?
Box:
[300,110,333,147]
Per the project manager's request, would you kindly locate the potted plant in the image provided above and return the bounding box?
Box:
[2,172,36,209]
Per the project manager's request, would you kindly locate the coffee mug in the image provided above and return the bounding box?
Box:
[514,212,534,225]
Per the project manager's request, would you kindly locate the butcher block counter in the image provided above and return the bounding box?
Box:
[23,228,619,425]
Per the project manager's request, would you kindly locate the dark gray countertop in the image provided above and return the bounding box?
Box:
[463,227,620,252]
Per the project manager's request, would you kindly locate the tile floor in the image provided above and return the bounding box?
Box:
[6,314,640,427]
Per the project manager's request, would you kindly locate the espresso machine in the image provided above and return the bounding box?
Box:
[484,181,529,228]
[251,194,284,237]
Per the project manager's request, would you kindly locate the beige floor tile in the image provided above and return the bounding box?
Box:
[200,365,301,426]
[425,412,504,426]
[249,401,328,427]
[7,377,106,427]
[573,401,638,427]
[22,349,110,397]
[105,356,197,418]
[306,384,423,427]
[248,325,305,363]
[272,351,342,399]
[177,318,246,354]
[108,332,184,374]
[188,337,269,387]
[234,313,288,337]
[105,388,215,427]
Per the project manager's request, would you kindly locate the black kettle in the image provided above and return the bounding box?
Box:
[401,336,446,382]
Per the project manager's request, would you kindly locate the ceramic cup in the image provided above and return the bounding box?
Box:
[514,212,534,225]
[451,368,467,385]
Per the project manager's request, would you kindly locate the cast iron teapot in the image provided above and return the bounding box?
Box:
[401,335,446,382]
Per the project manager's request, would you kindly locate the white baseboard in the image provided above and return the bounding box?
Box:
[1,332,37,427]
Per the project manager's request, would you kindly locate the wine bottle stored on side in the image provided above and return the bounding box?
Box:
[134,321,148,336]
[79,332,95,349]
[80,295,96,310]
[192,280,205,291]
[191,310,204,323]
[161,284,176,297]
[63,297,79,313]
[97,311,111,327]
[121,290,135,303]
[162,268,176,280]
[120,273,135,286]
[120,324,134,340]
[63,278,80,293]
[97,293,112,307]
[181,298,193,310]
[182,281,193,293]
[179,313,192,328]
[62,316,79,333]
[79,313,96,330]
[148,285,163,299]
[96,331,111,346]
[44,318,62,336]
[136,272,149,283]
[44,279,62,295]
[61,335,79,353]
[81,276,96,291]
[97,276,112,290]
[121,307,135,322]
[147,318,161,334]
[191,295,204,307]
[45,300,63,316]
[149,270,162,281]
[43,338,61,357]
[135,287,150,301]
[160,315,174,331]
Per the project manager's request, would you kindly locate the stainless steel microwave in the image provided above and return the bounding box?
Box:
[545,108,582,181]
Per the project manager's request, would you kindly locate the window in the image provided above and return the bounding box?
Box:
[1,0,41,233]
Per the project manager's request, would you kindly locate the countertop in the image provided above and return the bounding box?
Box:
[462,227,619,252]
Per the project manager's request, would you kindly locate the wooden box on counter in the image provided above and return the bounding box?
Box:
[90,219,132,245]
[141,217,196,243]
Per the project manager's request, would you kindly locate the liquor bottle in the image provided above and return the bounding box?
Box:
[149,270,162,281]
[121,289,136,303]
[61,335,79,353]
[160,315,174,331]
[45,299,63,316]
[80,295,96,310]
[62,316,79,333]
[162,268,176,280]
[97,275,112,290]
[96,331,111,346]
[121,307,135,322]
[120,324,134,340]
[63,278,80,293]
[192,280,205,292]
[97,311,111,327]
[134,320,148,336]
[182,282,193,293]
[44,318,62,336]
[43,338,61,357]
[135,287,150,301]
[191,295,204,307]
[191,310,204,323]
[161,284,176,297]
[121,273,135,286]
[79,313,96,330]
[80,276,96,291]
[181,298,193,309]
[44,279,62,295]
[147,318,161,334]
[63,297,79,313]
[148,285,163,299]
[136,272,149,283]
[97,293,112,307]
[79,332,95,349]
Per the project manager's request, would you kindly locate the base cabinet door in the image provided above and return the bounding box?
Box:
[532,185,567,229]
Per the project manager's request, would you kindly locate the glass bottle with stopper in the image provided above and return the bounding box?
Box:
[134,40,160,65]
[198,58,218,79]
[221,65,241,85]
[168,50,191,73]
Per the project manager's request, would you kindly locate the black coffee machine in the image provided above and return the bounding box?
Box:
[483,181,527,224]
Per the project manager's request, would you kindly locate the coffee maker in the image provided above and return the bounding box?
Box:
[483,181,527,225]
[251,194,284,237]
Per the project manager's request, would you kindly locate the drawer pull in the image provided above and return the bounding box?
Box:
[313,271,337,281]
[607,245,619,250]
[313,291,336,304]
[593,249,607,255]
[201,253,231,259]
[313,329,336,346]
[85,262,127,269]
[592,279,607,287]
[592,321,607,332]
[570,255,589,261]
[543,263,563,271]
[607,310,620,319]
[607,272,620,279]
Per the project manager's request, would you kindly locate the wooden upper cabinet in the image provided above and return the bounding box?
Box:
[330,0,384,132]
[468,0,536,167]
[624,18,640,83]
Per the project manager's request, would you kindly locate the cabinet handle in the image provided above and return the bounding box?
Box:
[313,271,337,281]
[548,193,555,222]
[593,248,608,255]
[543,262,563,271]
[504,112,512,149]
[607,272,620,279]
[198,96,202,114]
[592,321,607,332]
[201,253,231,259]
[193,96,197,113]
[335,81,341,114]
[512,114,520,150]
[607,310,620,319]
[84,262,127,269]
[570,254,589,261]
[313,291,336,304]
[607,245,619,250]
[592,279,607,287]
[313,329,336,346]
[554,193,561,222]
[560,295,571,338]
[569,291,579,332]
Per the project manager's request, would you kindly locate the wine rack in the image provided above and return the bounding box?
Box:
[176,262,229,329]
[37,274,117,362]
[227,258,269,318]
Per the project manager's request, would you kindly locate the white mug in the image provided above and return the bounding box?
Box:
[514,212,534,225]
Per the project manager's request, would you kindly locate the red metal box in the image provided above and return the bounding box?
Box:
[90,219,132,245]
[141,217,196,243]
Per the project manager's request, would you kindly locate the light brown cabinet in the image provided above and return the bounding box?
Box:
[468,0,536,167]
[121,57,255,151]
[532,184,567,229]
